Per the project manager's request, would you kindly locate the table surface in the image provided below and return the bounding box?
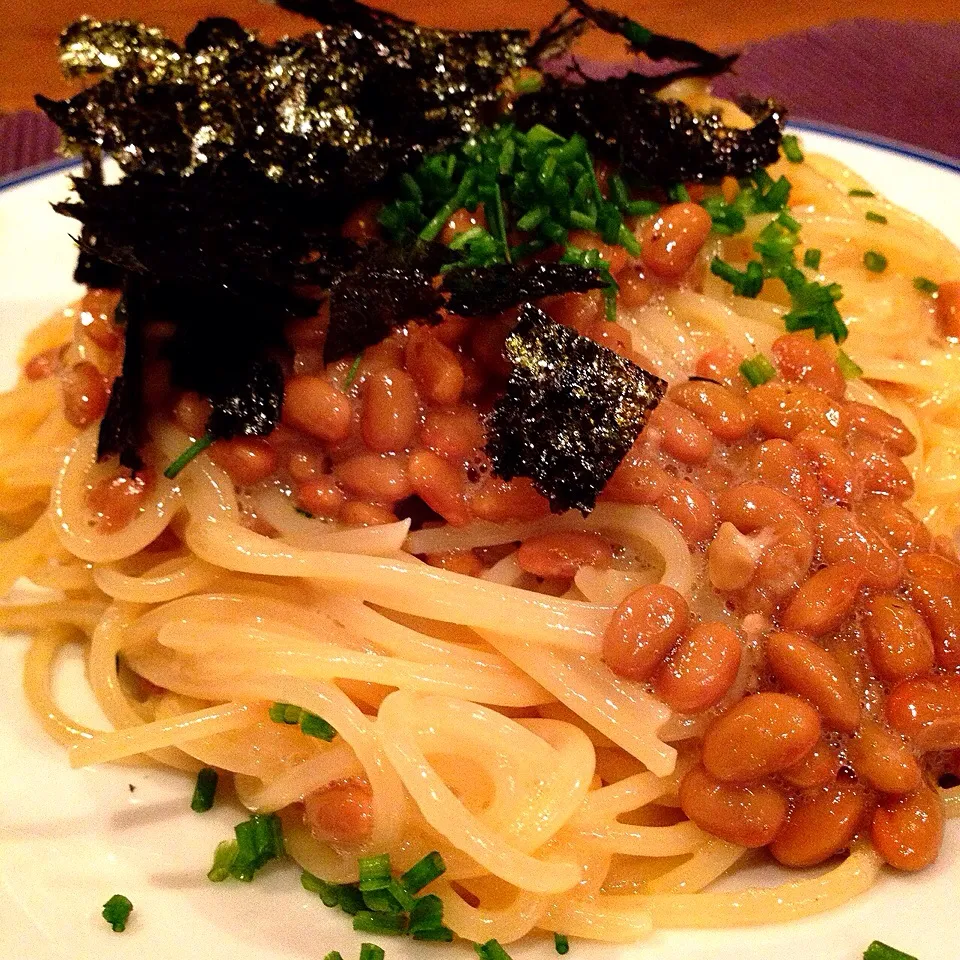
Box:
[3,0,955,112]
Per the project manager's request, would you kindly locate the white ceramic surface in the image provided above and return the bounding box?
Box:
[0,128,957,960]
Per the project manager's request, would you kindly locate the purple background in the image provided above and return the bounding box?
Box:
[2,18,958,180]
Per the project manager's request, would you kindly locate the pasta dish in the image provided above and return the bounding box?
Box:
[3,1,959,953]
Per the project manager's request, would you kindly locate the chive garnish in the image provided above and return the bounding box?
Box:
[710,258,764,298]
[863,942,918,960]
[781,134,804,163]
[865,211,888,224]
[359,945,386,960]
[475,939,514,960]
[358,853,393,892]
[803,248,822,270]
[554,932,571,954]
[343,353,363,389]
[400,851,447,894]
[667,183,690,202]
[270,702,337,740]
[164,432,213,479]
[353,911,408,936]
[864,250,888,272]
[102,894,133,933]
[913,276,939,295]
[739,354,777,387]
[190,766,218,813]
[323,953,345,960]
[849,188,876,197]
[208,840,239,882]
[836,349,863,379]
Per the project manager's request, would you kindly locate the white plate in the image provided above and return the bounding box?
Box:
[0,127,958,960]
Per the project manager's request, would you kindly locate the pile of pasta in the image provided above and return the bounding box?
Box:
[0,147,958,945]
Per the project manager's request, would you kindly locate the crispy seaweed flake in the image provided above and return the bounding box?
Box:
[442,263,607,317]
[206,359,285,440]
[513,76,784,186]
[96,284,148,470]
[324,243,456,364]
[528,0,736,85]
[37,13,527,202]
[486,304,666,514]
[54,163,354,312]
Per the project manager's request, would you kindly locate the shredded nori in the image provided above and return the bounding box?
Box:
[442,263,607,317]
[530,0,737,82]
[37,13,526,204]
[513,76,784,187]
[486,304,666,514]
[96,283,148,470]
[37,1,780,481]
[325,243,456,364]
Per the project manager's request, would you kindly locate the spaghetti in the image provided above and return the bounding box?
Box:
[4,25,960,950]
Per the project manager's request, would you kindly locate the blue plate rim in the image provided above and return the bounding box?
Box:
[1,119,957,194]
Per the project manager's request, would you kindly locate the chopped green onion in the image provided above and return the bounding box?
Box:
[667,183,690,202]
[864,250,888,273]
[230,813,284,882]
[353,911,408,935]
[475,939,514,960]
[710,258,765,298]
[554,932,570,954]
[191,767,218,813]
[803,248,822,270]
[418,169,477,242]
[617,223,641,257]
[400,851,447,894]
[739,354,777,388]
[625,198,660,217]
[323,953,345,960]
[413,926,455,942]
[776,209,801,233]
[359,945,386,960]
[836,349,863,379]
[102,894,133,933]
[302,872,344,908]
[863,942,917,960]
[269,701,298,724]
[208,839,239,882]
[337,884,366,916]
[300,711,337,741]
[408,893,444,935]
[849,188,876,197]
[362,887,402,914]
[385,879,417,912]
[913,276,939,295]
[358,853,393,892]
[781,134,804,163]
[865,211,888,224]
[164,432,213,480]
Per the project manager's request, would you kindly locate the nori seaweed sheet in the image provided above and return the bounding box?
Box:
[325,243,457,364]
[37,14,527,207]
[96,283,148,470]
[442,263,607,317]
[485,304,666,514]
[513,75,784,187]
[206,358,285,440]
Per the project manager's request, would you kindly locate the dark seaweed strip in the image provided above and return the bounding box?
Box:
[37,16,527,205]
[513,76,784,186]
[485,304,666,514]
[324,243,456,364]
[206,359,285,440]
[96,283,148,471]
[276,0,415,29]
[72,150,122,289]
[55,165,351,313]
[442,263,607,317]
[565,0,735,70]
